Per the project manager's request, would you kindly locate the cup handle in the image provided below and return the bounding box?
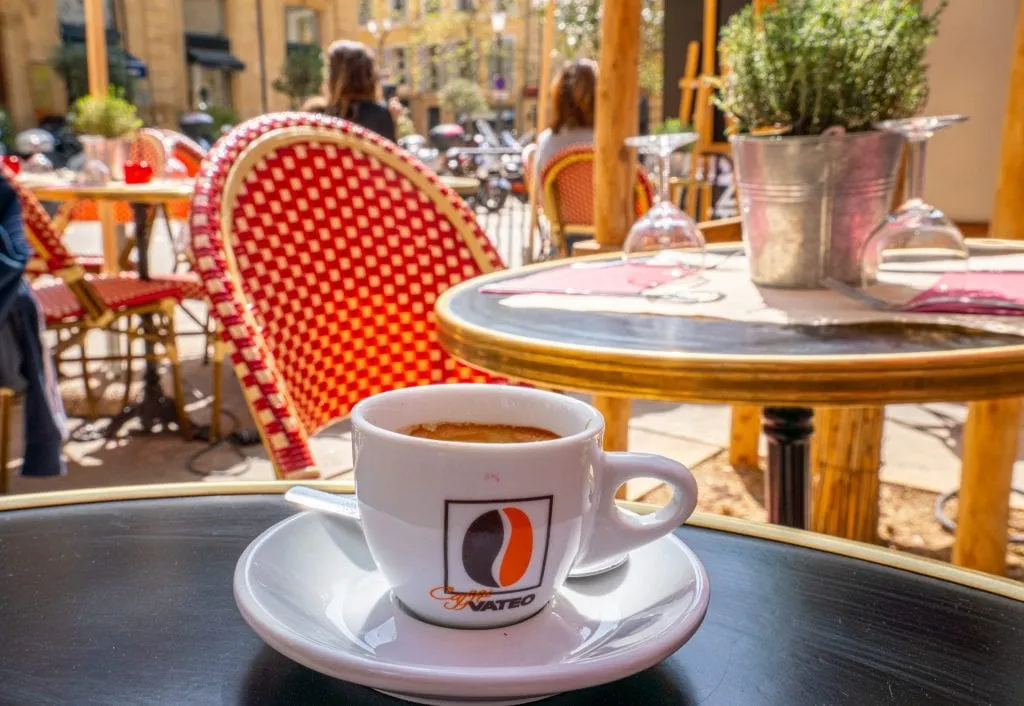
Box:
[580,452,699,567]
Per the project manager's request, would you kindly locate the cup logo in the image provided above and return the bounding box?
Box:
[443,496,553,596]
[463,507,533,588]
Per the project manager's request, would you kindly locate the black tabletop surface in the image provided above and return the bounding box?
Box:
[1,495,1022,706]
[444,252,1024,358]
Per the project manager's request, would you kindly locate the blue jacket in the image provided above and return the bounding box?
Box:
[0,173,66,477]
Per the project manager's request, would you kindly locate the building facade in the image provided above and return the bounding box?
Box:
[357,0,542,134]
[0,0,360,131]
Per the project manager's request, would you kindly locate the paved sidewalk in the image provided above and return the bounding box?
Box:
[7,218,1023,505]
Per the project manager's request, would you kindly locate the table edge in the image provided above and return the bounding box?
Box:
[435,255,1024,403]
[1,481,1020,602]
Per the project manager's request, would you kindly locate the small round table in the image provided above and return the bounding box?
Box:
[435,249,1024,570]
[20,176,196,437]
[0,483,1020,705]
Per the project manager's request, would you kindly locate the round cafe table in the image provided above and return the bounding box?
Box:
[434,245,1024,571]
[20,176,196,437]
[0,483,1021,705]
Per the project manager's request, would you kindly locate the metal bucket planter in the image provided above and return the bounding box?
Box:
[731,129,903,288]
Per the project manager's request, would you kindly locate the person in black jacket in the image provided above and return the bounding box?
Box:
[303,40,397,142]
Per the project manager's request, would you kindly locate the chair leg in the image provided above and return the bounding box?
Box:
[0,389,13,494]
[79,339,98,420]
[210,335,225,443]
[162,304,191,440]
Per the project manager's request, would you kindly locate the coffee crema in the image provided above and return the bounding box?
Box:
[401,422,559,444]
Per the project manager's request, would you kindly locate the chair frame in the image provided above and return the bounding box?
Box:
[9,170,189,428]
[191,113,502,480]
[541,147,653,258]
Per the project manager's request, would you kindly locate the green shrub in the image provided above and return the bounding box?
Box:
[715,0,947,136]
[69,89,142,138]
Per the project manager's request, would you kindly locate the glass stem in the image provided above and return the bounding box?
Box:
[659,152,671,205]
[904,138,927,202]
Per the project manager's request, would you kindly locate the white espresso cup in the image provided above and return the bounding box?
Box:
[351,384,698,629]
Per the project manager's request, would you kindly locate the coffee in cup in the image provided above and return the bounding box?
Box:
[351,384,698,629]
[401,422,559,444]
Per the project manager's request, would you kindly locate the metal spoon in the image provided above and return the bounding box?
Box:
[284,485,361,524]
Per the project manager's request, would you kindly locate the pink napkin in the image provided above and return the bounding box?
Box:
[481,262,682,296]
[905,272,1024,315]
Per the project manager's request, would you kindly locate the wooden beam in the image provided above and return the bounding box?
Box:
[526,0,557,260]
[593,396,631,500]
[84,0,109,97]
[729,405,761,470]
[593,0,642,248]
[953,398,1021,574]
[701,0,717,76]
[991,2,1024,238]
[810,406,884,543]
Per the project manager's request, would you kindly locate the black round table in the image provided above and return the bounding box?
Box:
[435,245,1024,535]
[1,485,1022,706]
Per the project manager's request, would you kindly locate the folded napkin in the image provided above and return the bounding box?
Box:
[481,262,681,296]
[905,272,1024,315]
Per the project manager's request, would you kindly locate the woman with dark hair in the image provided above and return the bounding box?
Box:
[302,40,398,142]
[532,58,598,183]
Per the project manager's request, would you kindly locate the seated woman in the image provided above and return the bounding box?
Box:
[533,58,598,184]
[302,40,397,142]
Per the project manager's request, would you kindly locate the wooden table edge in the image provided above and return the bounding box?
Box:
[1,481,1020,602]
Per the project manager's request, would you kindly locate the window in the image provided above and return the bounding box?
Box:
[359,0,372,25]
[422,45,444,91]
[393,46,409,86]
[456,0,473,12]
[391,0,407,18]
[455,40,476,80]
[182,0,226,36]
[285,6,320,45]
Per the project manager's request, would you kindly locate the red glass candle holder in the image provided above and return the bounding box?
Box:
[124,160,154,184]
[2,155,21,175]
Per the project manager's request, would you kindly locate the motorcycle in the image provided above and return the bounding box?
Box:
[474,156,510,213]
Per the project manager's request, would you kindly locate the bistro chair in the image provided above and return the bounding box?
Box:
[541,145,654,258]
[8,168,191,430]
[189,112,505,480]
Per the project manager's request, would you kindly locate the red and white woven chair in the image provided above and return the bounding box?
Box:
[540,145,654,258]
[189,113,506,480]
[6,167,191,428]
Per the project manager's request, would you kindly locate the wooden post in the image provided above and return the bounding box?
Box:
[953,398,1021,574]
[729,405,761,469]
[594,395,630,500]
[810,406,885,543]
[991,3,1024,238]
[525,0,557,261]
[84,0,109,97]
[593,0,642,248]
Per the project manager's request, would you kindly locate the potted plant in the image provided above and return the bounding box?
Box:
[715,0,947,288]
[69,89,143,183]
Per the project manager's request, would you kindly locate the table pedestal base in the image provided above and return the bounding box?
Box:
[105,203,192,440]
[763,406,814,529]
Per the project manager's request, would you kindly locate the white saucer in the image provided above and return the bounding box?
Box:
[234,511,710,706]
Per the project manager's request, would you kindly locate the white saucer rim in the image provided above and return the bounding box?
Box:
[234,511,710,700]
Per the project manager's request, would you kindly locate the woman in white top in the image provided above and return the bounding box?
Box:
[532,58,599,185]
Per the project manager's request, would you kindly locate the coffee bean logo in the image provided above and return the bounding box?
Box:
[461,507,533,588]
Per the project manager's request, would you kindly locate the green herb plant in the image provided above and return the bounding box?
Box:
[70,89,143,138]
[714,0,947,137]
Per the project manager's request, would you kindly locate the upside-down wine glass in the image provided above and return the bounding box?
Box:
[859,115,970,303]
[623,132,719,303]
